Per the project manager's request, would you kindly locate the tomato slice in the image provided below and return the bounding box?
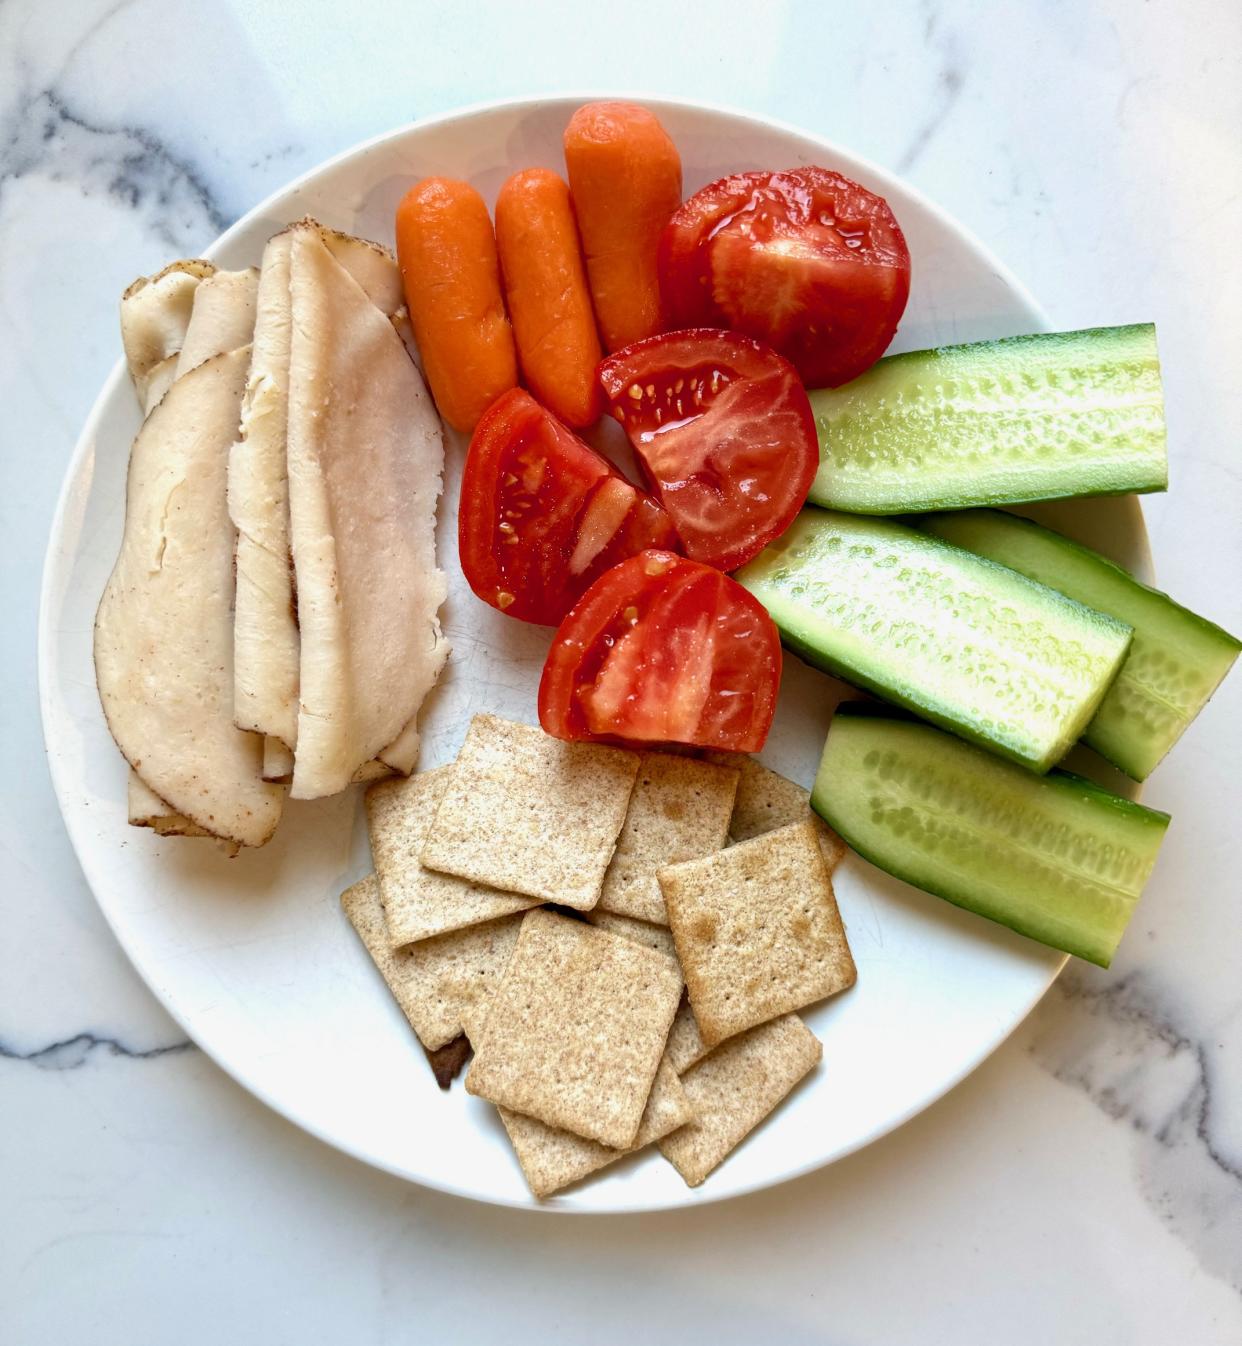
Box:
[459,389,678,625]
[598,329,818,573]
[538,550,781,752]
[658,168,911,387]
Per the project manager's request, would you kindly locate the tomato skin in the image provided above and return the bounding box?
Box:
[598,329,818,573]
[658,167,911,388]
[459,389,678,626]
[539,550,781,752]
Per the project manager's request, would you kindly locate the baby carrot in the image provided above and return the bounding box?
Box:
[394,177,517,433]
[495,168,602,428]
[563,102,682,352]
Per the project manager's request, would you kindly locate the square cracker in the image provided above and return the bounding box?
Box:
[461,1005,691,1198]
[596,753,738,925]
[341,875,522,1051]
[581,913,710,1075]
[703,751,847,871]
[420,715,639,909]
[585,909,680,965]
[497,1060,692,1198]
[664,995,711,1075]
[465,909,682,1148]
[659,1013,821,1187]
[659,820,856,1047]
[366,766,539,944]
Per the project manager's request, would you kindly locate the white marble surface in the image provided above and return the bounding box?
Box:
[3,0,1240,1340]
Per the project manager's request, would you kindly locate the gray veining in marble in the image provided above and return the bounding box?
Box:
[895,4,966,173]
[1,89,227,247]
[1029,969,1242,1293]
[0,1031,194,1070]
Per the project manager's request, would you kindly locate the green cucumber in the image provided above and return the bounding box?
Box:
[919,510,1241,780]
[807,324,1167,513]
[735,509,1132,774]
[812,710,1170,966]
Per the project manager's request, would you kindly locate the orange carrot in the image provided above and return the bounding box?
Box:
[394,177,517,433]
[563,102,682,353]
[494,169,602,428]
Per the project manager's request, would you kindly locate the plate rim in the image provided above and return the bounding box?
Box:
[37,91,1151,1213]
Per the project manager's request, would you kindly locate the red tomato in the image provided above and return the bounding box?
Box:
[659,167,911,387]
[538,550,781,751]
[459,389,678,625]
[598,329,818,573]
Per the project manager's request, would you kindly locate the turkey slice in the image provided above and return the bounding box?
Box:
[375,713,423,775]
[174,266,259,379]
[262,736,295,784]
[317,222,405,315]
[230,220,432,779]
[285,225,447,798]
[118,265,267,839]
[127,772,212,836]
[120,259,215,409]
[118,259,216,834]
[230,230,300,748]
[95,346,284,847]
[140,357,182,417]
[230,222,407,754]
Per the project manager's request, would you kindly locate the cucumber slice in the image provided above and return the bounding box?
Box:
[812,710,1170,966]
[807,324,1168,513]
[919,510,1241,780]
[735,509,1132,774]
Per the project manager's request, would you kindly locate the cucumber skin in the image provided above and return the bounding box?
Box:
[918,509,1242,780]
[737,510,1133,775]
[807,324,1168,514]
[812,710,1170,967]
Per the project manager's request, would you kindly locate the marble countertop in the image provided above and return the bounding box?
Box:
[3,0,1240,1340]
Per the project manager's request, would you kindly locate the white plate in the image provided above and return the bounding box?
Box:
[39,95,1150,1212]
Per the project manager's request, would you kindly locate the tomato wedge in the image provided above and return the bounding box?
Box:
[598,329,818,573]
[459,389,678,625]
[659,167,911,387]
[539,550,781,751]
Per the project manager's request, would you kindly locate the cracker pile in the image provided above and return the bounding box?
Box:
[342,713,857,1196]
